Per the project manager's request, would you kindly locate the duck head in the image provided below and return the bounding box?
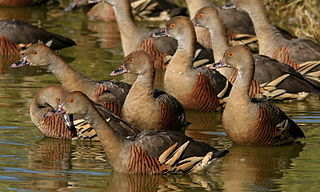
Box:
[192,6,220,29]
[208,45,253,70]
[11,43,53,68]
[110,50,154,76]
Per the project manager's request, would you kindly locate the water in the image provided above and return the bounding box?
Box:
[0,1,320,191]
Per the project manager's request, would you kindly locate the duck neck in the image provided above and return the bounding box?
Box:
[112,0,146,56]
[85,102,125,166]
[47,55,96,98]
[131,70,155,97]
[229,61,254,101]
[243,0,287,56]
[169,30,196,71]
[186,0,212,18]
[207,19,232,78]
[208,19,230,61]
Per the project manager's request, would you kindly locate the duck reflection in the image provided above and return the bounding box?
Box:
[186,111,222,132]
[27,138,109,191]
[220,143,304,191]
[27,138,73,191]
[105,172,220,192]
[0,54,20,74]
[0,6,46,21]
[87,21,121,49]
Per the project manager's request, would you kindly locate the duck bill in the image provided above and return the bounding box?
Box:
[207,59,230,69]
[10,56,30,68]
[88,0,102,4]
[152,28,169,38]
[191,18,199,27]
[110,65,128,76]
[44,104,66,117]
[45,104,74,129]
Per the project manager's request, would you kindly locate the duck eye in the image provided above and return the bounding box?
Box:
[129,58,135,62]
[31,51,37,54]
[227,52,234,57]
[67,98,75,103]
[169,23,176,29]
[197,13,204,18]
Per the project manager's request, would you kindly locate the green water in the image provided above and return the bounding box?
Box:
[0,1,320,191]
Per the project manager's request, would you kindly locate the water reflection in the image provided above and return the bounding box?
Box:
[0,54,20,75]
[87,21,121,49]
[0,0,319,191]
[0,6,47,21]
[27,138,72,191]
[26,138,109,191]
[220,143,304,191]
[105,172,218,192]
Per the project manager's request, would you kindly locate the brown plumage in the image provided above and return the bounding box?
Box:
[56,91,228,174]
[0,35,20,55]
[272,46,300,70]
[187,73,219,111]
[110,50,188,131]
[233,0,320,74]
[127,145,162,174]
[186,0,257,49]
[227,69,262,99]
[95,0,211,70]
[91,0,175,69]
[30,86,77,139]
[194,6,320,100]
[31,86,138,140]
[212,45,305,145]
[138,38,167,69]
[160,16,231,112]
[12,44,131,116]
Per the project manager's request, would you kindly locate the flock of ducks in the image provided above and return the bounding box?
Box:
[1,0,320,174]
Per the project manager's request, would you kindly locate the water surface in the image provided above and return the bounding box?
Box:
[0,1,320,191]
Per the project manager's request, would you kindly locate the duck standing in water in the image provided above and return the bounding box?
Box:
[209,46,305,145]
[111,50,189,131]
[55,91,229,174]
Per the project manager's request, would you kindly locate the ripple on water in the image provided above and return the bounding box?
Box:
[0,1,319,191]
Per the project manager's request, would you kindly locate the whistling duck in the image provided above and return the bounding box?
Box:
[158,16,231,112]
[186,0,257,49]
[0,20,75,50]
[233,0,320,75]
[210,45,305,145]
[67,0,186,21]
[12,43,131,116]
[86,0,211,69]
[31,85,139,140]
[110,50,188,131]
[30,85,77,139]
[193,6,320,100]
[55,91,228,174]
